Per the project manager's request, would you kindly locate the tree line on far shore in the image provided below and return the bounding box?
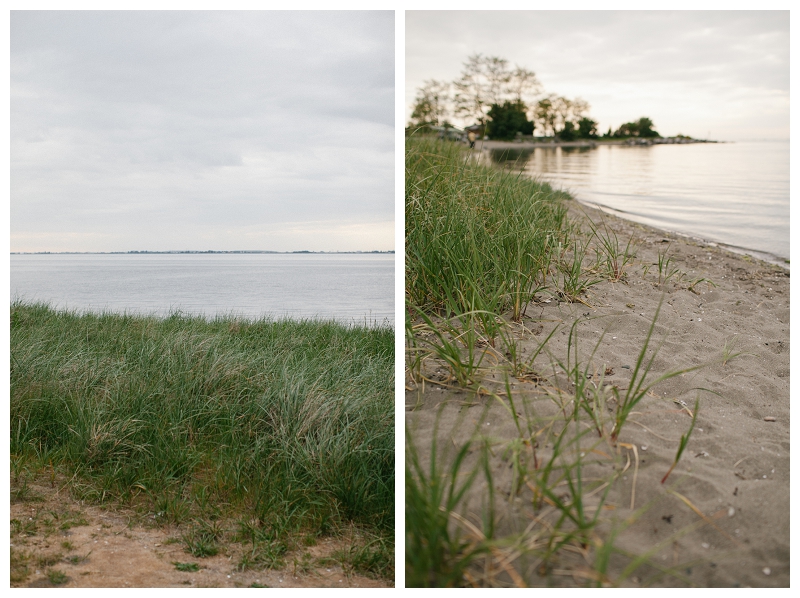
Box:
[409,54,666,141]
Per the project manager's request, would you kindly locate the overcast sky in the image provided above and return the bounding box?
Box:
[11,11,394,253]
[406,11,788,141]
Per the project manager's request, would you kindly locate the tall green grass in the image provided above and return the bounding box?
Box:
[405,138,707,587]
[406,137,571,322]
[11,301,394,548]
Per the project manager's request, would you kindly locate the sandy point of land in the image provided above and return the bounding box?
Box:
[406,201,789,587]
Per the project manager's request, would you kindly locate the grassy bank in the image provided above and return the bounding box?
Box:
[11,301,394,579]
[405,138,710,587]
[406,136,571,321]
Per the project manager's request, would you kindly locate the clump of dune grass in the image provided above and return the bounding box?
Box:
[406,136,571,322]
[11,300,394,575]
[405,138,715,587]
[406,407,495,587]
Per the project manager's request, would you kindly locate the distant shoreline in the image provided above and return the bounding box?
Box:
[10,250,395,255]
[477,138,721,150]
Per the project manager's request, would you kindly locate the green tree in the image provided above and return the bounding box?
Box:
[409,80,450,127]
[508,66,543,104]
[534,95,557,137]
[553,96,589,137]
[577,117,598,139]
[486,101,535,140]
[613,117,660,138]
[535,95,591,138]
[552,96,573,136]
[453,54,507,125]
[613,121,637,137]
[453,54,541,126]
[559,120,577,141]
[636,117,659,138]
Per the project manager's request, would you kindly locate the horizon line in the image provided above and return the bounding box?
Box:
[11,250,396,255]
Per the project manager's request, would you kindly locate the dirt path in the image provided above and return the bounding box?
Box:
[10,476,391,588]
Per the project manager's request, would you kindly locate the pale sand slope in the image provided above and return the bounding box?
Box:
[406,201,789,587]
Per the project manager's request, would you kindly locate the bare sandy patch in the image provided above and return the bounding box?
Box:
[11,476,391,588]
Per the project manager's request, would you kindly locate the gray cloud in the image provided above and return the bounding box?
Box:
[12,10,394,252]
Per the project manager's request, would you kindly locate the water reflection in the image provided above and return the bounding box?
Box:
[479,141,788,260]
[560,146,593,155]
[488,146,599,178]
[488,148,534,168]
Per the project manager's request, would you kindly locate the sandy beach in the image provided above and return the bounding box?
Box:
[406,201,789,587]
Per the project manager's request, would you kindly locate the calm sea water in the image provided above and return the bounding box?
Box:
[10,253,395,325]
[483,140,789,263]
